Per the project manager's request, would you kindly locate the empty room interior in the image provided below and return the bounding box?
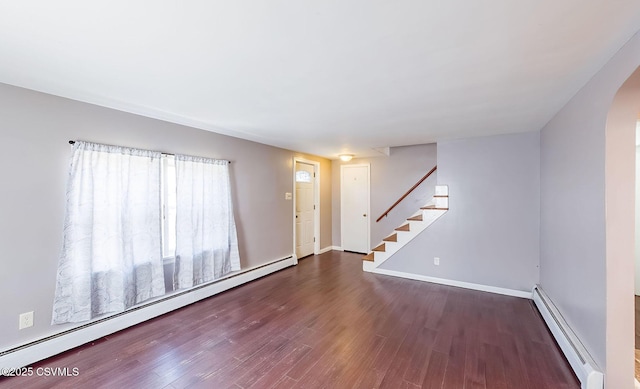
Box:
[2,2,640,388]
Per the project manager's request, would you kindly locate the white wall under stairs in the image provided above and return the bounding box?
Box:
[363,185,449,272]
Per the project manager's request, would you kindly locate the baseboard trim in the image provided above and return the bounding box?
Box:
[317,246,333,255]
[532,285,603,389]
[318,246,342,254]
[368,268,532,299]
[0,255,296,370]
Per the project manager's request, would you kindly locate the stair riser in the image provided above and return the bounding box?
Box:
[435,185,449,196]
[435,197,448,208]
[363,260,376,272]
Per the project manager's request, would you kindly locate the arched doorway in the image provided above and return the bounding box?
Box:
[604,65,640,387]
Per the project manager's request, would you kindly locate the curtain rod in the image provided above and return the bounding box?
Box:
[68,141,231,163]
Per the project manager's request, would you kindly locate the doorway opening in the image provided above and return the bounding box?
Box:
[604,65,640,388]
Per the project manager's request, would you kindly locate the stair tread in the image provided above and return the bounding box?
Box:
[407,215,423,221]
[362,253,375,262]
[421,206,449,211]
[373,243,386,252]
[383,233,398,242]
[395,224,410,232]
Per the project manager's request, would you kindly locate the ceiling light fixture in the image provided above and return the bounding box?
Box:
[339,154,354,162]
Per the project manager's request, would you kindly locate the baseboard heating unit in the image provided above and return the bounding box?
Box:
[0,255,297,373]
[532,285,603,389]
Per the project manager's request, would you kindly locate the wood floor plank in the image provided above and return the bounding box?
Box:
[482,343,508,389]
[402,327,437,384]
[498,334,529,389]
[0,251,580,389]
[366,314,412,385]
[331,334,386,388]
[291,323,375,388]
[190,336,291,388]
[244,343,311,389]
[441,332,467,389]
[270,375,298,389]
[234,338,296,387]
[422,350,448,389]
[379,295,436,388]
[283,325,348,380]
[463,328,487,389]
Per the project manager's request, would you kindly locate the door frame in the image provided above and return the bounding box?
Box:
[293,157,320,262]
[340,163,371,253]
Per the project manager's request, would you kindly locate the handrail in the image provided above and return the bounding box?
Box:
[376,165,437,222]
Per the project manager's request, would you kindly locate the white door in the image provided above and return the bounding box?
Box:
[341,164,370,253]
[295,162,315,258]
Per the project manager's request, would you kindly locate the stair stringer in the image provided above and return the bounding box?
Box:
[363,185,448,272]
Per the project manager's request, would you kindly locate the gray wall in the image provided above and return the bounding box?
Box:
[0,82,331,352]
[380,132,540,292]
[540,29,640,386]
[331,144,437,249]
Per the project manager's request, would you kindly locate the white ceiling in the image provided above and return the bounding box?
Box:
[1,1,639,159]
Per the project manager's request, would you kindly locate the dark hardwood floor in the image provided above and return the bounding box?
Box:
[0,251,579,388]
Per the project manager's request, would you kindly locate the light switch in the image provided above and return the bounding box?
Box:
[285,192,292,200]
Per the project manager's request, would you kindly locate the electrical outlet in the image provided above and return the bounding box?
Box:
[19,311,34,330]
[434,257,440,266]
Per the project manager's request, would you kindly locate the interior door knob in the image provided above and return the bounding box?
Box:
[363,214,367,217]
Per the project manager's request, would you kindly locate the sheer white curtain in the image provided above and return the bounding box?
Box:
[52,141,165,324]
[174,155,240,290]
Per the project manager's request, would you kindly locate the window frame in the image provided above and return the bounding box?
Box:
[161,155,177,261]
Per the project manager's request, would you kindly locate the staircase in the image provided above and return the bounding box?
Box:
[363,185,449,272]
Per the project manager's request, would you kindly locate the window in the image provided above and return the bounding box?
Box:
[162,154,242,287]
[296,170,312,183]
[172,155,241,289]
[52,142,165,323]
[53,141,240,324]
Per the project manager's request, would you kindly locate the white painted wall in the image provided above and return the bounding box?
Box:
[378,132,540,293]
[0,83,332,355]
[540,30,640,388]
